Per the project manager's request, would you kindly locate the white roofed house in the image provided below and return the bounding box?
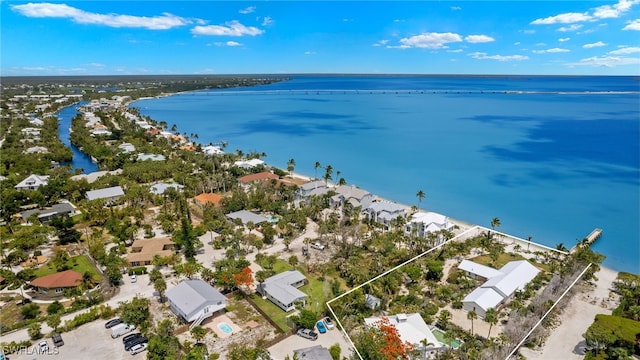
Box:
[364,314,445,358]
[165,279,227,329]
[15,174,49,190]
[226,210,268,226]
[405,211,454,243]
[363,201,408,231]
[329,184,375,209]
[461,260,540,318]
[257,270,307,312]
[85,186,125,204]
[234,158,264,169]
[117,142,136,153]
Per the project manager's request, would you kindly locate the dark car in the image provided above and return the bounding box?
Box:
[105,318,123,329]
[122,333,143,344]
[124,336,148,351]
[52,332,64,347]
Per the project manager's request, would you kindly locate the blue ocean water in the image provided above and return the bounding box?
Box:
[57,101,99,174]
[133,75,640,273]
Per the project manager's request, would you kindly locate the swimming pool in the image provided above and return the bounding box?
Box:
[217,322,233,334]
[432,328,461,349]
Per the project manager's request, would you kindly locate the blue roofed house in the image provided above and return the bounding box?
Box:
[257,270,307,312]
[166,279,227,329]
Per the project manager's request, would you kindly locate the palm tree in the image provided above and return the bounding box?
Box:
[190,325,207,344]
[526,235,532,251]
[314,161,322,180]
[323,165,333,185]
[467,309,477,336]
[490,217,501,240]
[287,158,296,176]
[416,190,426,210]
[484,308,498,338]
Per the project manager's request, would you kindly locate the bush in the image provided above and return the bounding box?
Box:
[63,307,100,331]
[47,300,64,315]
[21,303,40,319]
[28,323,42,340]
[128,267,148,275]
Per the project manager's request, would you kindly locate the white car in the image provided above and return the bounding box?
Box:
[310,242,325,250]
[130,274,137,283]
[39,340,49,352]
[130,342,147,355]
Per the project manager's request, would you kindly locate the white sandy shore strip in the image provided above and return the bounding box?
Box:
[519,265,619,360]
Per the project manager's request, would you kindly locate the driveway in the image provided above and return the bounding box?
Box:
[268,327,354,360]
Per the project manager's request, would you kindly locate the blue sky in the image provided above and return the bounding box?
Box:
[2,1,639,76]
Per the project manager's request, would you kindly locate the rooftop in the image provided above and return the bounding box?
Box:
[30,270,82,289]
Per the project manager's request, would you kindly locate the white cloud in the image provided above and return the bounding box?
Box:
[570,55,640,67]
[304,51,316,55]
[583,41,606,48]
[397,32,463,49]
[373,39,389,47]
[522,29,536,34]
[447,49,464,53]
[514,41,521,45]
[11,2,191,30]
[531,12,592,25]
[535,42,547,46]
[623,19,640,30]
[558,37,571,42]
[608,46,640,54]
[261,16,273,26]
[210,41,243,47]
[226,41,242,47]
[239,6,256,14]
[191,20,264,36]
[469,52,529,61]
[558,24,583,32]
[533,47,570,54]
[464,34,495,43]
[451,6,462,11]
[593,0,640,19]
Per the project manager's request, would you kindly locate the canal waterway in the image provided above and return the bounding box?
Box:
[56,101,99,174]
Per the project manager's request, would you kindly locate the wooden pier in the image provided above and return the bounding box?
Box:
[571,228,603,253]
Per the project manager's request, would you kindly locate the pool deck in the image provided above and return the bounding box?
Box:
[202,314,242,339]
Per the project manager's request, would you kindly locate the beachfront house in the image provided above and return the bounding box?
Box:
[85,186,125,204]
[329,185,375,209]
[166,279,227,328]
[461,260,540,318]
[234,159,265,169]
[257,270,307,312]
[363,201,408,231]
[237,171,279,191]
[364,313,445,358]
[15,174,50,190]
[405,211,454,240]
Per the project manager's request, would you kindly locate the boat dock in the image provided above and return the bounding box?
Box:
[571,228,603,253]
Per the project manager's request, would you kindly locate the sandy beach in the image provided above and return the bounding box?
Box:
[519,266,619,360]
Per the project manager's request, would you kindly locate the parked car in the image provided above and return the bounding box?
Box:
[111,323,135,338]
[38,340,49,352]
[323,316,335,330]
[52,332,64,347]
[316,320,327,334]
[310,242,325,250]
[15,298,32,306]
[124,336,148,351]
[130,342,148,355]
[105,318,123,329]
[302,247,309,257]
[122,333,143,344]
[296,328,318,341]
[130,274,137,283]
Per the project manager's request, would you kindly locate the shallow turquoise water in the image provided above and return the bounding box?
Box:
[133,76,640,273]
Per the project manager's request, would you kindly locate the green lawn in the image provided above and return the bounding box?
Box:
[34,255,102,282]
[471,253,550,273]
[249,294,292,332]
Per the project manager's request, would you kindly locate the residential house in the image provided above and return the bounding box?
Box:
[364,313,444,357]
[194,193,224,208]
[136,153,166,161]
[29,118,44,126]
[461,260,540,318]
[85,186,125,203]
[117,143,136,153]
[90,128,113,137]
[365,294,382,310]
[294,345,333,360]
[297,180,327,198]
[150,182,184,195]
[126,238,176,266]
[166,279,227,327]
[15,174,49,190]
[202,145,224,155]
[257,270,307,312]
[29,270,82,298]
[457,260,502,281]
[329,185,374,208]
[405,211,454,240]
[363,201,408,231]
[234,159,265,169]
[21,127,41,137]
[21,202,76,224]
[226,210,268,226]
[237,171,279,190]
[23,146,49,154]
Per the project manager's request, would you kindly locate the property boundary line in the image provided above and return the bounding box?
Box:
[325,225,573,360]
